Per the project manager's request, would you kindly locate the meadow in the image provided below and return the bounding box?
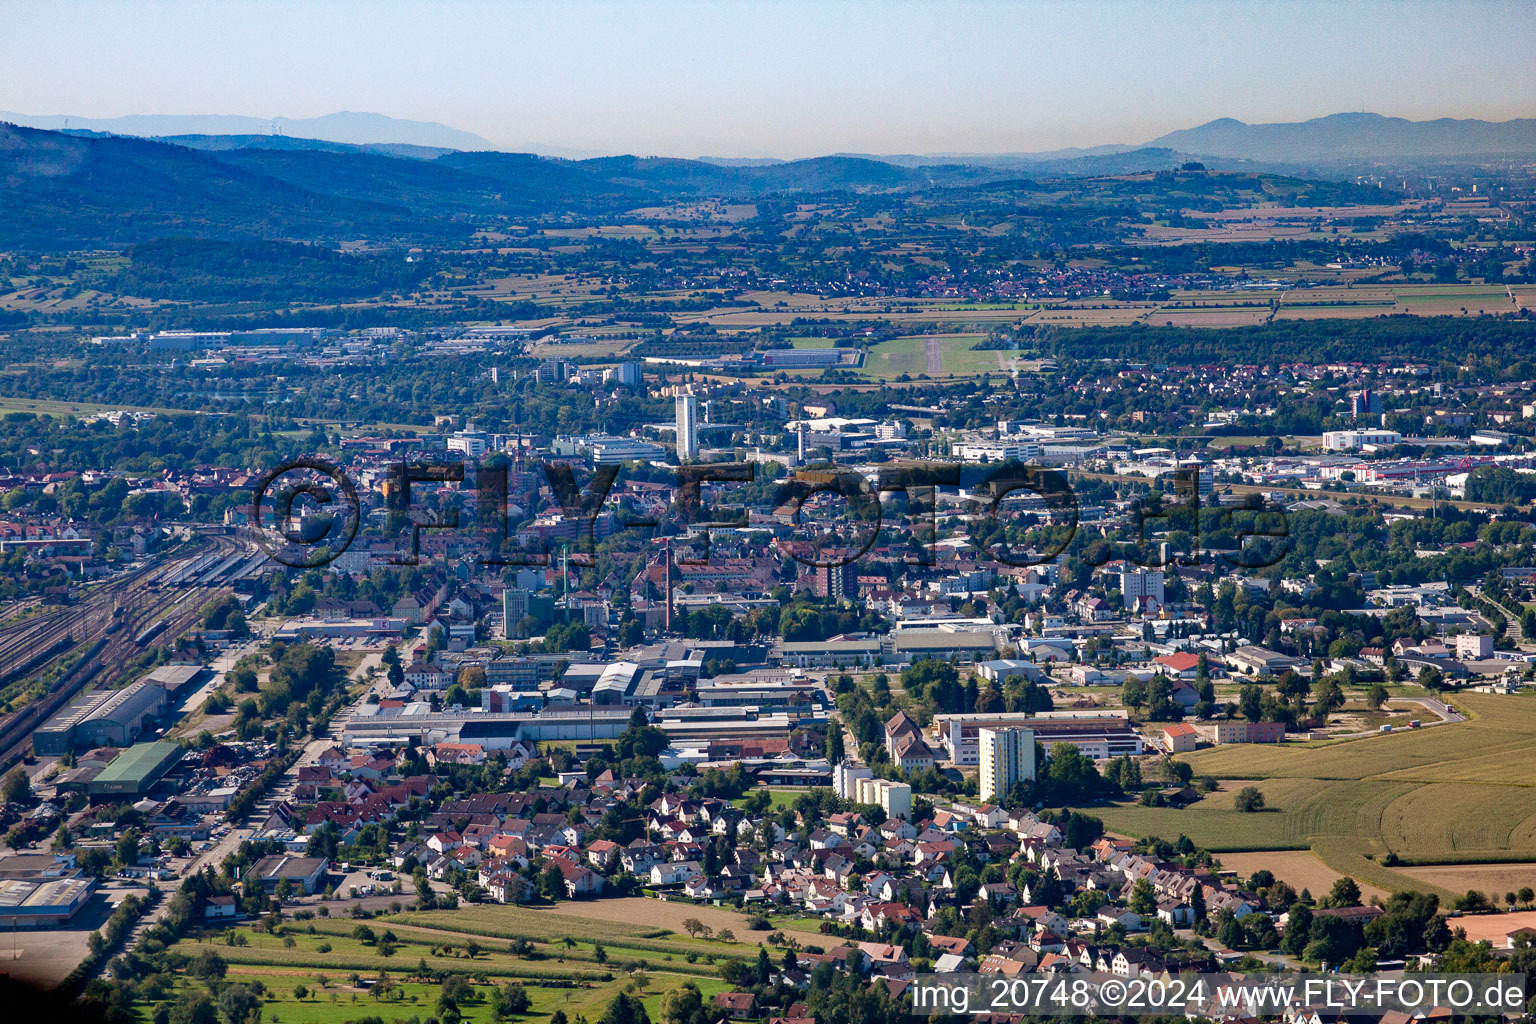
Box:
[159,962,730,1024]
[146,899,778,1024]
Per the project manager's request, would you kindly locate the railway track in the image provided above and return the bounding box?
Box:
[0,555,174,688]
[0,534,264,767]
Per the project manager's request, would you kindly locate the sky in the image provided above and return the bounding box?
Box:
[3,0,1533,157]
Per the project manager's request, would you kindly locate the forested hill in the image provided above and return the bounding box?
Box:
[0,123,460,249]
[6,121,1400,251]
[0,123,999,250]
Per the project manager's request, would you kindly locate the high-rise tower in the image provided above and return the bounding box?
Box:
[676,392,699,462]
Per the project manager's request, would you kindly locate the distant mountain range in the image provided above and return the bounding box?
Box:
[841,115,1536,168]
[1145,112,1536,161]
[147,134,459,161]
[0,110,492,151]
[3,109,1532,163]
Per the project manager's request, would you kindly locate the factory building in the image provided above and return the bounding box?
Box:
[86,741,183,799]
[0,877,96,928]
[342,703,635,748]
[251,856,329,895]
[934,712,1143,764]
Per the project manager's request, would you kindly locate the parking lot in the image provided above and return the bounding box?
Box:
[331,864,404,899]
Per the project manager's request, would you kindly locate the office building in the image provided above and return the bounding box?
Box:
[978,726,1035,802]
[956,441,1040,463]
[590,437,667,465]
[1351,390,1383,418]
[447,427,489,459]
[761,348,842,368]
[1322,429,1402,451]
[1455,634,1494,660]
[1176,460,1216,499]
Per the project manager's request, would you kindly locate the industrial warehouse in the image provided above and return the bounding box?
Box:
[33,665,207,755]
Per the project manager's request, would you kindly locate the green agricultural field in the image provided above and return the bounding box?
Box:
[1095,778,1414,853]
[759,913,832,934]
[1094,693,1536,897]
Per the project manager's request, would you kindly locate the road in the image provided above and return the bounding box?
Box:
[1328,696,1465,740]
[1395,695,1464,724]
[104,643,387,976]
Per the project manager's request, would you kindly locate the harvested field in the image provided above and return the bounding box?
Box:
[1273,305,1400,321]
[1151,307,1274,327]
[1099,694,1536,897]
[1194,202,1419,221]
[1391,286,1515,316]
[1029,306,1152,326]
[1396,863,1536,899]
[1446,910,1536,945]
[1217,850,1388,902]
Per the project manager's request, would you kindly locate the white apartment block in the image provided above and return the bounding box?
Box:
[1118,568,1165,611]
[833,759,873,800]
[956,440,1040,463]
[978,726,1036,802]
[854,777,913,819]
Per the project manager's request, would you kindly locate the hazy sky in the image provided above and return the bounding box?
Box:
[3,0,1533,157]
